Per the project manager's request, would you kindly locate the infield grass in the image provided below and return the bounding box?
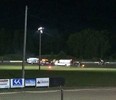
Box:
[1,65,116,71]
[0,65,116,87]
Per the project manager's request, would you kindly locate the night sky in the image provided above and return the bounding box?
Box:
[0,0,116,58]
[0,0,116,32]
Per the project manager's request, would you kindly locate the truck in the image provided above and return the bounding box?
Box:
[54,59,72,66]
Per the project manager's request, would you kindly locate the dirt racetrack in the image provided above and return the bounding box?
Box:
[0,87,116,100]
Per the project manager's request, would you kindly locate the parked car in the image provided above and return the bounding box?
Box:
[27,58,39,64]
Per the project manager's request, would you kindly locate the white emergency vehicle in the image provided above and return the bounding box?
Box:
[54,59,72,66]
[27,58,39,64]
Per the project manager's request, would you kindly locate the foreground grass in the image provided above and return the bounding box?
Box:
[0,65,116,87]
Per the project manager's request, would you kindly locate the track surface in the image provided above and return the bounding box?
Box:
[0,87,116,100]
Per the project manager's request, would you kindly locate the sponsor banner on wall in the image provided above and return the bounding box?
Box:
[11,78,24,88]
[0,79,10,89]
[36,78,49,87]
[25,79,36,87]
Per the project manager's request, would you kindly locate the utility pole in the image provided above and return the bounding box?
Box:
[22,5,28,78]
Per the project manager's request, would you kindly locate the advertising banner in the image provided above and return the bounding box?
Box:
[0,79,10,89]
[11,78,24,88]
[25,78,36,87]
[36,78,49,87]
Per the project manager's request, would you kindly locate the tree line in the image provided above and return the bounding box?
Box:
[0,28,116,60]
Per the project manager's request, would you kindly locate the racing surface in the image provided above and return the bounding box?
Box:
[1,88,116,100]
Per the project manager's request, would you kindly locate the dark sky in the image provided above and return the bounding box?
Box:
[0,0,116,32]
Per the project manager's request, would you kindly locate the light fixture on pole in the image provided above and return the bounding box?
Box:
[38,27,44,71]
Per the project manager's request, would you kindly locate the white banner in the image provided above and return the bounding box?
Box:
[0,79,10,89]
[25,79,36,86]
[36,78,49,87]
[11,78,24,88]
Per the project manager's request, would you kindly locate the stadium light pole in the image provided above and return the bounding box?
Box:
[38,27,44,71]
[22,5,28,78]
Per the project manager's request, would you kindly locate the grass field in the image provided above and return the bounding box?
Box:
[0,65,116,87]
